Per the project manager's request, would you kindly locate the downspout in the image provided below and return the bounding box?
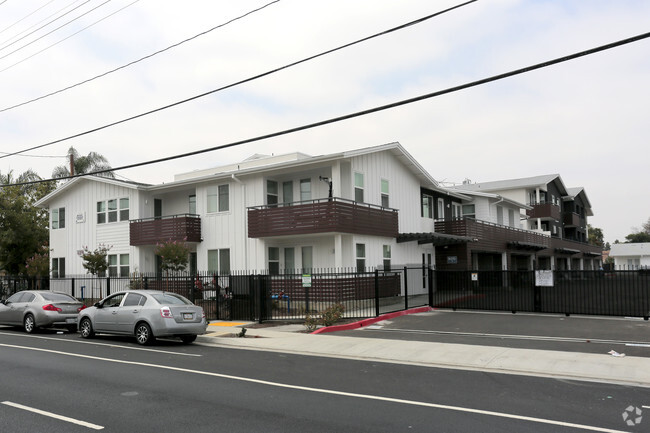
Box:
[231,174,247,270]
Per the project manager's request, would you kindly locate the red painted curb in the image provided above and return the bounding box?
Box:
[311,306,433,334]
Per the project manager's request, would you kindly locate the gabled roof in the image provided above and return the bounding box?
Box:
[447,188,532,210]
[34,176,149,208]
[454,174,567,195]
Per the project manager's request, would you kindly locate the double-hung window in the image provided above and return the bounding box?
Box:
[207,184,229,213]
[381,179,389,208]
[52,258,65,278]
[462,204,475,219]
[421,194,433,218]
[52,207,65,229]
[108,254,130,277]
[356,243,366,273]
[354,173,364,203]
[267,180,278,207]
[300,179,311,202]
[208,249,231,275]
[268,247,280,275]
[97,198,129,224]
[383,245,391,271]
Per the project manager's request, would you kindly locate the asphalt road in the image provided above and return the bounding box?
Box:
[0,326,648,432]
[337,310,650,357]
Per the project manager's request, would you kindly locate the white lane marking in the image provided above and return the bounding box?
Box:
[366,328,650,346]
[0,331,201,357]
[0,343,629,433]
[2,401,104,430]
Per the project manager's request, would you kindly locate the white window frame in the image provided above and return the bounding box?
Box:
[97,198,129,224]
[354,173,364,203]
[356,243,366,273]
[422,194,433,219]
[52,207,65,229]
[208,249,231,275]
[383,245,391,270]
[300,179,311,202]
[207,184,229,213]
[380,179,389,208]
[108,254,130,277]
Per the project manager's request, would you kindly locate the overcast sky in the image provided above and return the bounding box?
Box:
[0,0,648,244]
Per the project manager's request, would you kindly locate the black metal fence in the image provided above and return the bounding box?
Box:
[3,268,649,321]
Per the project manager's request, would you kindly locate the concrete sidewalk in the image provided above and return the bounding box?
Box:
[198,318,650,388]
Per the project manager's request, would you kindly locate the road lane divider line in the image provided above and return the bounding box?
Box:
[0,342,629,433]
[2,401,104,430]
[0,331,201,356]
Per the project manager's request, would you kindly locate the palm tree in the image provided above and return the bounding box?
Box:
[51,147,115,178]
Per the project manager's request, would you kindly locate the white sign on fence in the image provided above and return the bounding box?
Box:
[535,270,554,287]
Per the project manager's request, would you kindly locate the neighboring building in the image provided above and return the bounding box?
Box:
[35,143,470,288]
[609,243,650,269]
[445,174,602,271]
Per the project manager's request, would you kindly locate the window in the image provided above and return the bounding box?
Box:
[381,179,389,208]
[123,293,146,307]
[508,209,515,227]
[283,181,293,205]
[300,179,311,202]
[108,199,118,223]
[268,247,280,275]
[356,243,366,273]
[189,195,196,214]
[497,205,504,225]
[119,198,129,221]
[52,258,65,278]
[421,194,433,218]
[52,207,65,229]
[97,198,128,223]
[437,199,445,220]
[301,246,313,273]
[208,249,230,275]
[354,173,364,203]
[267,180,278,207]
[108,254,129,277]
[207,184,229,212]
[462,204,475,219]
[284,248,295,272]
[97,201,106,224]
[383,245,391,271]
[103,293,125,308]
[452,203,462,219]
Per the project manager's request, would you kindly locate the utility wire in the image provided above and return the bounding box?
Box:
[0,0,477,159]
[0,0,279,110]
[0,0,56,36]
[4,29,650,188]
[0,0,140,75]
[0,0,112,62]
[0,0,89,52]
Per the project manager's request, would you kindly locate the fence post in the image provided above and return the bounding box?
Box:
[404,266,409,311]
[71,278,75,298]
[374,269,380,317]
[428,266,434,307]
[144,276,149,290]
[106,277,111,297]
[258,275,266,324]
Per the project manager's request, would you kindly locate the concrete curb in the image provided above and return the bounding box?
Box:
[311,306,433,334]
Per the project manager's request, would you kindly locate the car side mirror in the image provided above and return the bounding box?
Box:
[0,300,6,305]
[94,302,102,308]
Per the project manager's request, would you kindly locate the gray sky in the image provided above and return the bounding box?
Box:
[0,0,648,244]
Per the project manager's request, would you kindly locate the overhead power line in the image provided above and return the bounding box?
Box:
[0,0,56,36]
[4,29,650,188]
[0,0,91,53]
[0,0,279,110]
[0,0,478,160]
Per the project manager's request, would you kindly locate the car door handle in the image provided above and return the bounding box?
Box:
[132,310,139,313]
[112,311,118,315]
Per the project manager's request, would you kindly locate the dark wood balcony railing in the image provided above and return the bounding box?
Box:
[248,198,399,238]
[435,218,551,249]
[526,203,561,220]
[563,212,583,227]
[130,214,201,246]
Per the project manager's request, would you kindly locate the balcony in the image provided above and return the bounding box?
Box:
[435,218,551,250]
[526,203,561,221]
[130,214,201,246]
[248,197,399,238]
[563,212,584,228]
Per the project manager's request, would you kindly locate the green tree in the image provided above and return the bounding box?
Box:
[80,244,112,276]
[624,217,650,243]
[155,239,190,273]
[24,244,51,277]
[587,225,604,247]
[0,170,55,274]
[52,146,114,178]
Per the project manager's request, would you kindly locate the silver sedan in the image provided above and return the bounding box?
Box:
[78,290,207,345]
[0,290,86,333]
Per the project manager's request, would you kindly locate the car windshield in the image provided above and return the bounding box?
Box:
[40,292,78,302]
[151,293,192,305]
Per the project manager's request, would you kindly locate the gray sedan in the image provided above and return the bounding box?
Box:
[0,290,86,333]
[78,290,207,345]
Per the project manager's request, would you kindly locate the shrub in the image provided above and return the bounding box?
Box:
[303,303,345,331]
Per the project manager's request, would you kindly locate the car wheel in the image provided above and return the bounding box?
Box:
[23,314,36,333]
[135,322,154,345]
[79,318,94,339]
[180,335,197,344]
